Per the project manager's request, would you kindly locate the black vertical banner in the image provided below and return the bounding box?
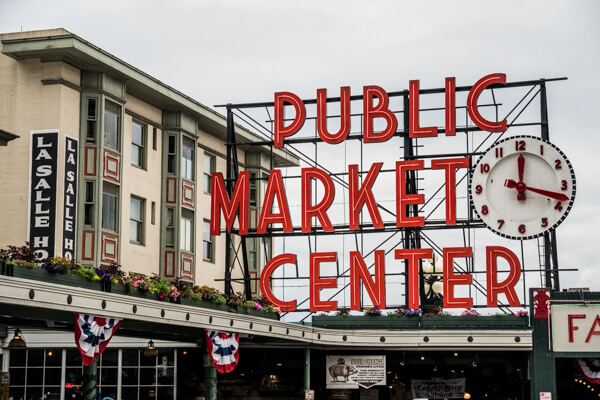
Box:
[29,131,58,259]
[63,136,78,259]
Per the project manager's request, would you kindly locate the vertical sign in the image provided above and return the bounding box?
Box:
[63,136,78,259]
[29,131,58,259]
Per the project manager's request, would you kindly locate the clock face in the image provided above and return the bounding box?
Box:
[470,135,576,240]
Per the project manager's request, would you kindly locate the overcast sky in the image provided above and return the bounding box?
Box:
[1,0,599,308]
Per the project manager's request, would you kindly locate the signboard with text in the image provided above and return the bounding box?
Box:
[326,355,386,389]
[551,304,600,352]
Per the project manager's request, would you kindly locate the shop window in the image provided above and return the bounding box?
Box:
[203,219,214,262]
[104,100,121,151]
[181,136,194,180]
[131,121,146,169]
[102,182,119,232]
[203,153,215,193]
[130,196,145,245]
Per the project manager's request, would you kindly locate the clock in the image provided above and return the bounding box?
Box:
[470,135,576,240]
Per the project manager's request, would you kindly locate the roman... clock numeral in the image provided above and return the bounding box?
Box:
[495,147,504,158]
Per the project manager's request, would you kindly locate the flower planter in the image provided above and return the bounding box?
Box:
[0,260,5,275]
[420,315,529,329]
[125,290,156,301]
[9,266,103,291]
[105,281,129,295]
[238,307,280,321]
[312,315,419,329]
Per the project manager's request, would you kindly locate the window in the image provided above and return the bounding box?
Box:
[180,208,193,252]
[203,220,214,262]
[166,208,175,248]
[249,171,258,207]
[181,137,194,180]
[203,153,215,193]
[102,182,119,232]
[84,181,94,226]
[167,136,176,174]
[131,121,145,168]
[247,237,257,271]
[130,196,145,244]
[86,98,97,143]
[104,100,121,150]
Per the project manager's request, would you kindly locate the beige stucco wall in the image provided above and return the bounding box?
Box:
[0,39,81,256]
[119,97,163,276]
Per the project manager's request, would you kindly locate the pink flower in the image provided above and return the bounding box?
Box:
[255,304,263,310]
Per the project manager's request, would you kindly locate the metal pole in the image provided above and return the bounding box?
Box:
[304,348,311,390]
[204,354,218,400]
[82,360,97,400]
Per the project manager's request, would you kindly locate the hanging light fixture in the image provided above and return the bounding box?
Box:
[144,340,158,357]
[8,327,26,348]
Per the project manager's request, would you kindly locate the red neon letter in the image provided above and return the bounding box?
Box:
[349,163,384,230]
[350,250,386,311]
[210,171,249,235]
[274,92,306,148]
[586,315,600,343]
[445,77,456,136]
[260,253,297,312]
[257,169,293,234]
[568,314,586,342]
[301,168,334,233]
[317,87,351,144]
[363,86,398,143]
[467,73,507,132]
[485,246,521,307]
[430,157,469,225]
[395,248,433,309]
[409,80,437,138]
[396,160,425,227]
[310,252,338,312]
[443,247,473,308]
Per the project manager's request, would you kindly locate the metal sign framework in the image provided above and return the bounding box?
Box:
[218,77,569,317]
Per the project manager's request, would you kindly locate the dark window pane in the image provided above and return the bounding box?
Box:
[10,349,26,366]
[157,367,174,385]
[101,349,118,367]
[88,98,97,119]
[139,367,156,385]
[121,387,138,400]
[157,387,175,400]
[140,352,156,366]
[9,388,24,400]
[122,349,138,366]
[45,367,61,385]
[141,387,157,399]
[100,367,118,385]
[26,367,43,385]
[45,349,61,366]
[26,387,43,400]
[66,349,82,366]
[122,367,139,385]
[9,367,25,385]
[99,387,117,399]
[157,350,174,366]
[28,349,44,366]
[66,367,83,384]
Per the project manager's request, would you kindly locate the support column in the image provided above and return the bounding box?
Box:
[530,288,556,399]
[204,353,217,400]
[304,348,311,390]
[82,360,98,400]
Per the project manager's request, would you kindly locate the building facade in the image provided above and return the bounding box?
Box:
[0,28,297,292]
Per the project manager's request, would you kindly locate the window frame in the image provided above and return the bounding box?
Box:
[102,182,119,233]
[130,196,145,245]
[103,100,121,151]
[180,208,194,252]
[181,136,195,181]
[203,219,214,262]
[131,120,146,169]
[203,153,215,194]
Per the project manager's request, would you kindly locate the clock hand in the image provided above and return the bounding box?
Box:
[504,179,569,202]
[517,155,525,201]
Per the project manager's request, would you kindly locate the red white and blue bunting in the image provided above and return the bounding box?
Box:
[205,330,240,373]
[74,313,122,366]
[575,359,600,384]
